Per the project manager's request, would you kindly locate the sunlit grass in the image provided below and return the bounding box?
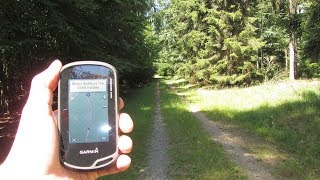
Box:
[101,79,320,179]
[101,82,157,179]
[197,81,320,111]
[160,80,246,179]
[173,79,320,178]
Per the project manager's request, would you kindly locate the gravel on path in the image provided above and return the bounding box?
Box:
[190,104,276,180]
[143,81,169,179]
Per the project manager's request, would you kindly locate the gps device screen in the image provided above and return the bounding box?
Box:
[69,79,110,144]
[58,61,118,170]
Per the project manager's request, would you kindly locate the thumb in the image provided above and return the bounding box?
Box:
[28,60,62,106]
[45,59,62,91]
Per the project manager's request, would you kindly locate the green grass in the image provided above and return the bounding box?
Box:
[160,80,246,179]
[102,79,246,179]
[100,82,157,179]
[170,79,320,178]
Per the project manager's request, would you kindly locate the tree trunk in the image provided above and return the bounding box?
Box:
[289,0,297,80]
[285,48,288,71]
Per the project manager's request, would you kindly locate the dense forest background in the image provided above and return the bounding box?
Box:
[155,0,320,86]
[1,0,320,115]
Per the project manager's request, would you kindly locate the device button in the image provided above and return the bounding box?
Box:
[96,158,113,167]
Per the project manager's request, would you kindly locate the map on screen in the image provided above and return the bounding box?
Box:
[68,79,110,143]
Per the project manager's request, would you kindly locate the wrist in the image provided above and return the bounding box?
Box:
[0,166,63,180]
[0,164,13,179]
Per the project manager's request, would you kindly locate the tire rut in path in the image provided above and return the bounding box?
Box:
[190,105,275,180]
[143,81,169,179]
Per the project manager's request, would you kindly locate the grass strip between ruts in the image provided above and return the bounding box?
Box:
[101,81,157,179]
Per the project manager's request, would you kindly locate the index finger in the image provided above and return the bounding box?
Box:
[119,97,124,110]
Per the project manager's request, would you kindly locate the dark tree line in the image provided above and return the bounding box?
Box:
[0,0,156,115]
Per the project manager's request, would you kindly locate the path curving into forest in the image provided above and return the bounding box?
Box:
[189,104,277,180]
[143,81,169,179]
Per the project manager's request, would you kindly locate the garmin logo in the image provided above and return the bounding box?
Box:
[79,148,99,154]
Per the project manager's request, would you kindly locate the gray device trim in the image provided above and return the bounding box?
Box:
[63,153,119,170]
[58,61,119,170]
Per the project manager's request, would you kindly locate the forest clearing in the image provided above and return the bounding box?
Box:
[1,0,320,179]
[104,79,320,179]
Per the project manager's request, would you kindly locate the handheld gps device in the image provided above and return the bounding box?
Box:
[58,61,118,171]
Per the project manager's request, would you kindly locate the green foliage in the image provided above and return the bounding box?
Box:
[155,0,270,87]
[295,1,320,78]
[155,62,174,76]
[0,0,156,114]
[302,1,320,61]
[299,60,320,78]
[154,0,320,87]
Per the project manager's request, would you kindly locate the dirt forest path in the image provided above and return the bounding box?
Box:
[143,81,283,179]
[143,81,169,179]
[190,104,279,180]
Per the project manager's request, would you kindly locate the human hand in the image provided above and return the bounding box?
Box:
[0,60,133,179]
